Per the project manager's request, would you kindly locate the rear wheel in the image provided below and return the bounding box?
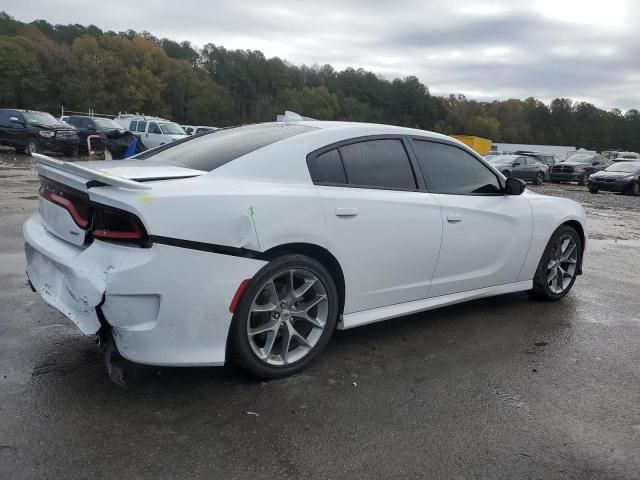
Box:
[531,225,582,300]
[534,172,544,185]
[627,182,639,196]
[229,254,339,378]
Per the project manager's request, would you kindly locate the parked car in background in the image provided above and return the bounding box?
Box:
[66,116,125,153]
[486,154,546,184]
[0,109,78,155]
[610,151,640,162]
[25,120,586,379]
[549,154,608,185]
[114,115,188,148]
[588,161,640,195]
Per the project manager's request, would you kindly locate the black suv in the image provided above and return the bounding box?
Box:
[0,109,79,155]
[65,115,124,153]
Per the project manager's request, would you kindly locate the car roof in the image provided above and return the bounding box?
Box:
[275,120,456,143]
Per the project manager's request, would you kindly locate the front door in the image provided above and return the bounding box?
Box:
[409,138,533,297]
[145,122,164,148]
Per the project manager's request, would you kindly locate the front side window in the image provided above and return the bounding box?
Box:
[129,121,138,131]
[148,122,161,134]
[137,121,147,133]
[159,122,187,135]
[412,140,501,195]
[339,139,416,189]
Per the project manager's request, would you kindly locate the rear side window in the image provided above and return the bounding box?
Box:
[137,121,147,133]
[139,123,317,172]
[412,140,501,195]
[129,121,137,131]
[314,149,347,184]
[339,139,416,189]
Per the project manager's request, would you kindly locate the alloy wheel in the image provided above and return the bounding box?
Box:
[28,140,38,154]
[247,269,329,366]
[546,235,578,294]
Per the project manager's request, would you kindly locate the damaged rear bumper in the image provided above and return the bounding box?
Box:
[24,213,267,366]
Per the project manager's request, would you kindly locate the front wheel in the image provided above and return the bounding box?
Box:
[531,225,582,300]
[577,174,587,186]
[229,254,339,378]
[627,182,639,196]
[27,137,41,154]
[534,172,544,185]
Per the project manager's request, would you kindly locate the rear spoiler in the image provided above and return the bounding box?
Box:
[33,153,152,191]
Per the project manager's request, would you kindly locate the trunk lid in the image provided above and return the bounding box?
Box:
[33,154,203,245]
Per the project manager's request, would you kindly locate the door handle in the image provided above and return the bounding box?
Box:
[335,207,358,217]
[447,213,462,223]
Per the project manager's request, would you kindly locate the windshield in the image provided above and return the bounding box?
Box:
[604,162,640,173]
[93,118,122,130]
[22,112,58,125]
[159,122,187,135]
[567,154,595,163]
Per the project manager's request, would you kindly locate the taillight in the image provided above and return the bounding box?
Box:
[91,204,148,245]
[39,177,90,228]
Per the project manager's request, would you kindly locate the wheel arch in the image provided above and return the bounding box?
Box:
[261,242,346,315]
[560,219,585,274]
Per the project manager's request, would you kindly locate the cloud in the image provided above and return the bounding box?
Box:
[8,0,640,109]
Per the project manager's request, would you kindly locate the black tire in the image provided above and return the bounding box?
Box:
[229,254,339,379]
[64,148,79,158]
[14,145,27,154]
[550,180,559,184]
[577,174,587,186]
[503,170,511,178]
[534,172,544,185]
[27,137,40,154]
[627,182,639,196]
[589,188,598,194]
[531,225,582,301]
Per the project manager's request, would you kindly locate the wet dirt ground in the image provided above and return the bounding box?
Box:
[1,149,639,479]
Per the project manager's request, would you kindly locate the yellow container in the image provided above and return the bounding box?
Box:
[450,135,492,155]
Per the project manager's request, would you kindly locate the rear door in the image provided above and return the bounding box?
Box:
[308,136,443,314]
[410,138,533,297]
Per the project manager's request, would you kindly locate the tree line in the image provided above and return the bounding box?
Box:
[1,11,639,152]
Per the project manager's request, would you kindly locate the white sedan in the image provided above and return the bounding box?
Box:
[24,119,586,378]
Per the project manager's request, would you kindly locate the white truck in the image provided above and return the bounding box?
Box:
[114,115,188,148]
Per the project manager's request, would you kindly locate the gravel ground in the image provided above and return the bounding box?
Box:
[1,150,639,479]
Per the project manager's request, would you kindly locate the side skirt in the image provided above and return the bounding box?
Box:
[338,280,533,330]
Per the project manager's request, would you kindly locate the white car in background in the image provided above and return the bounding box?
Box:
[114,115,188,148]
[24,120,586,379]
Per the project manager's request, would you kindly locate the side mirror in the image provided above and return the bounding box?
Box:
[505,177,526,195]
[592,161,598,166]
[512,162,521,167]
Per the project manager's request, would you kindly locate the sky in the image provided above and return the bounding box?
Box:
[8,0,640,110]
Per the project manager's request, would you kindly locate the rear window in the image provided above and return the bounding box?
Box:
[138,123,317,172]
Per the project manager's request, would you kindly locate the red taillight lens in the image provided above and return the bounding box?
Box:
[39,177,90,228]
[91,204,148,244]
